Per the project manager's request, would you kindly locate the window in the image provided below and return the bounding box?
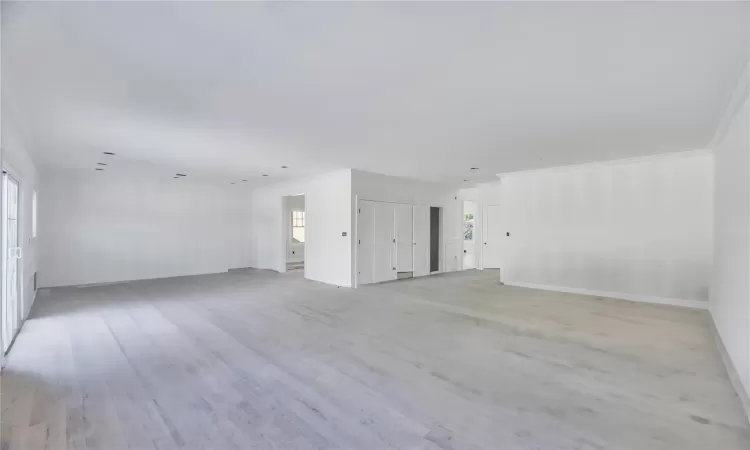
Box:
[32,190,37,238]
[292,211,305,243]
[463,213,474,241]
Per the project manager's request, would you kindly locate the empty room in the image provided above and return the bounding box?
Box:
[1,1,750,449]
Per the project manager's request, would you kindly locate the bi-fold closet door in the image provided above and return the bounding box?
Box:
[358,200,430,285]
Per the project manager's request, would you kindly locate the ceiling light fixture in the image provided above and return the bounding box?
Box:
[262,174,269,177]
[95,168,104,171]
[241,179,248,182]
[230,182,236,185]
[176,173,186,177]
[281,166,288,169]
[97,163,107,166]
[103,152,116,156]
[470,167,479,171]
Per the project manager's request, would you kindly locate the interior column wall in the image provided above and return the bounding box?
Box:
[248,169,352,287]
[713,90,750,405]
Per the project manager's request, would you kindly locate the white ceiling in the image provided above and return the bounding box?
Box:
[3,1,749,186]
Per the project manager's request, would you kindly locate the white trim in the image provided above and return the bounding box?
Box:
[353,194,359,288]
[496,149,712,180]
[503,281,708,310]
[710,315,750,425]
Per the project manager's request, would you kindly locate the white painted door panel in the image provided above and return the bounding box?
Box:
[463,242,475,269]
[357,200,375,285]
[373,201,396,283]
[413,205,430,277]
[394,203,413,272]
[484,205,503,269]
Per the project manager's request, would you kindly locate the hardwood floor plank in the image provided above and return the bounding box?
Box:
[2,270,749,450]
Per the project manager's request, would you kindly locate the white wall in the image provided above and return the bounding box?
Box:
[40,171,252,287]
[2,105,40,320]
[351,170,462,285]
[248,169,352,287]
[713,93,750,402]
[498,151,714,307]
[285,195,305,263]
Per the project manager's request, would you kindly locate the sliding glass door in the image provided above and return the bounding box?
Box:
[2,172,21,354]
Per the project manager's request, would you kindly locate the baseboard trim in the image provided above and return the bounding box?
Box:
[709,316,750,425]
[41,269,234,289]
[503,281,709,310]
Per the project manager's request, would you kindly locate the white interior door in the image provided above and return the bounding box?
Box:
[413,205,430,277]
[373,202,397,283]
[463,243,476,269]
[483,205,503,269]
[357,200,375,285]
[394,203,413,272]
[3,173,21,354]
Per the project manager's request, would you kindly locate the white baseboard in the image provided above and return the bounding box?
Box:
[503,281,709,310]
[709,317,750,425]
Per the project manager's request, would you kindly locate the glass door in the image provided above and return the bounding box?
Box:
[3,173,21,354]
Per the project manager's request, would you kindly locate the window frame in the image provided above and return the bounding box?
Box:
[291,210,305,243]
[463,213,474,242]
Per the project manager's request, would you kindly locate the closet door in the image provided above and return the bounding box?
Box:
[394,203,413,272]
[357,200,375,285]
[483,205,503,268]
[373,202,397,283]
[413,205,430,277]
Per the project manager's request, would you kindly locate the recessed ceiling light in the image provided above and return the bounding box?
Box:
[470,167,479,171]
[103,152,116,156]
[173,176,180,179]
[463,180,470,182]
[281,166,288,169]
[241,179,248,182]
[176,173,186,177]
[97,163,107,166]
[230,182,236,185]
[95,168,104,171]
[262,174,269,177]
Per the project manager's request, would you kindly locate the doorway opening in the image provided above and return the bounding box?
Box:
[284,194,305,272]
[430,206,441,273]
[2,171,22,355]
[463,201,477,270]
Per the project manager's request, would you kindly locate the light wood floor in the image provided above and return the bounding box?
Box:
[2,269,749,450]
